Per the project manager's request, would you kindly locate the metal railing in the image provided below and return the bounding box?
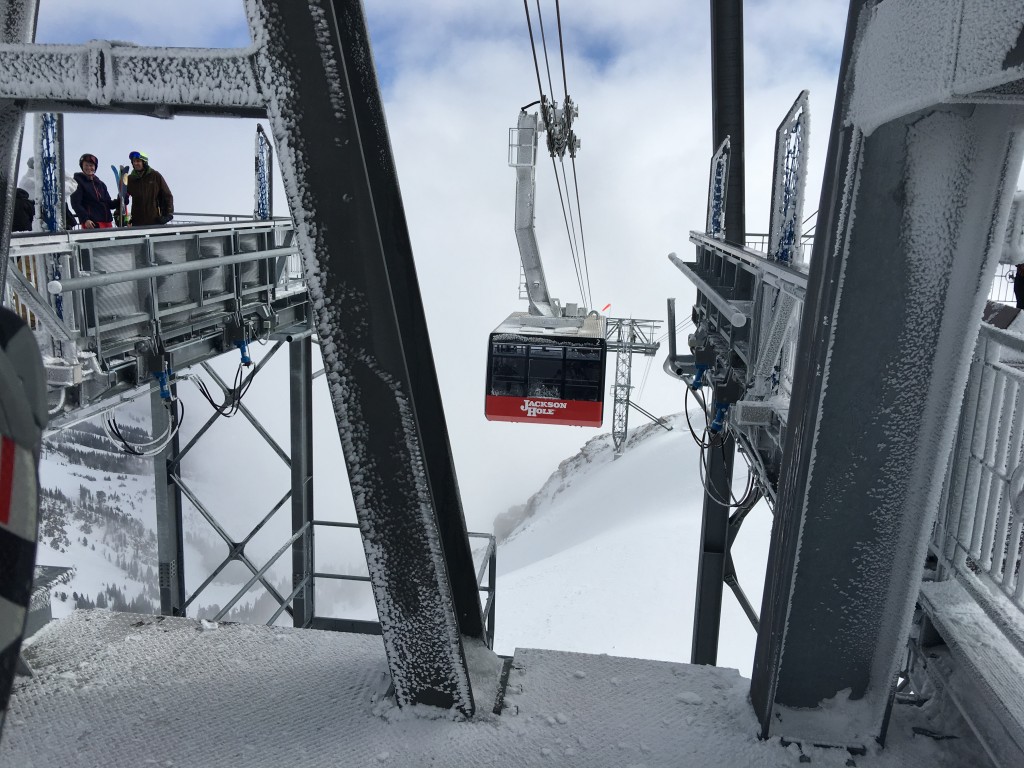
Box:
[744,233,814,264]
[309,520,498,647]
[933,322,1024,614]
[4,221,308,429]
[990,265,1019,307]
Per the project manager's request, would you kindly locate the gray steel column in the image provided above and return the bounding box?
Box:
[691,438,735,665]
[289,337,314,628]
[710,0,745,245]
[152,389,185,616]
[691,0,745,666]
[0,0,39,298]
[330,0,484,644]
[246,0,479,714]
[751,0,1024,745]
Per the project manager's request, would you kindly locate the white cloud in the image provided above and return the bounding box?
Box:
[25,0,849,531]
[36,1,250,47]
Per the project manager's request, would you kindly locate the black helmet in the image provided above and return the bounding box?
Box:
[79,153,98,169]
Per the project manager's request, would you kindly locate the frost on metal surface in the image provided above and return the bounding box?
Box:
[1000,190,1024,265]
[847,0,1024,135]
[953,0,1024,95]
[0,611,987,768]
[0,42,261,113]
[244,0,473,714]
[705,137,730,241]
[107,45,260,109]
[768,91,809,266]
[773,94,1024,741]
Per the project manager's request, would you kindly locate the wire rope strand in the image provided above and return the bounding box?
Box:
[533,0,557,102]
[655,318,693,345]
[523,0,546,103]
[555,0,569,98]
[556,157,586,305]
[550,155,587,304]
[569,154,592,309]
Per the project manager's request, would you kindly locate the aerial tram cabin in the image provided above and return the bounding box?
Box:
[485,311,607,427]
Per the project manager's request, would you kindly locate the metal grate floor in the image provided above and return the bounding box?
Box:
[0,610,981,767]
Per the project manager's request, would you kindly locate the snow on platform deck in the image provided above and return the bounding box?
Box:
[1,611,981,767]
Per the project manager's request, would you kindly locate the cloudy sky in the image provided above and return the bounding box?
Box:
[27,0,850,532]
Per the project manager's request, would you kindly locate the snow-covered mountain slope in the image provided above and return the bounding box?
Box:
[494,412,773,676]
[36,402,771,677]
[38,418,160,618]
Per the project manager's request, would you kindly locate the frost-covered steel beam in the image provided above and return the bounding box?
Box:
[289,338,314,629]
[709,0,745,245]
[0,0,38,298]
[0,43,264,118]
[847,0,1024,135]
[751,0,1024,748]
[245,0,482,715]
[691,0,747,668]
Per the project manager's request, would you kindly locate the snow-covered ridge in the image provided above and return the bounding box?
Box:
[494,413,685,544]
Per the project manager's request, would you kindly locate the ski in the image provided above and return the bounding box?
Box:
[111,164,129,226]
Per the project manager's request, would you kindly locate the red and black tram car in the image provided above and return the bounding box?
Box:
[484,312,607,427]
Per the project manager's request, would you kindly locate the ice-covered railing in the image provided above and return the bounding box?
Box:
[172,212,287,224]
[992,190,1024,308]
[2,219,307,427]
[744,232,815,262]
[933,322,1024,616]
[990,267,1019,306]
[745,210,816,264]
[304,522,498,646]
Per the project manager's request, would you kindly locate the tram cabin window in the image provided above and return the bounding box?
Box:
[490,343,527,396]
[564,347,601,401]
[527,345,564,398]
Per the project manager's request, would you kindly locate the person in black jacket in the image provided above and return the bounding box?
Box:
[1016,263,1024,309]
[69,153,117,229]
[11,188,33,232]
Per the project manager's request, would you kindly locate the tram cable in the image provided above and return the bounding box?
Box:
[533,0,558,102]
[557,154,589,309]
[555,0,569,96]
[569,155,593,309]
[523,1,546,107]
[553,0,593,310]
[522,0,594,313]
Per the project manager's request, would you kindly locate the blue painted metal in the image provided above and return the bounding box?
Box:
[768,92,809,265]
[706,137,730,240]
[254,125,272,221]
[37,113,60,233]
[38,113,63,317]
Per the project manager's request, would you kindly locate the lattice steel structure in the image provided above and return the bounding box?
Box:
[606,317,664,456]
[0,0,495,716]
